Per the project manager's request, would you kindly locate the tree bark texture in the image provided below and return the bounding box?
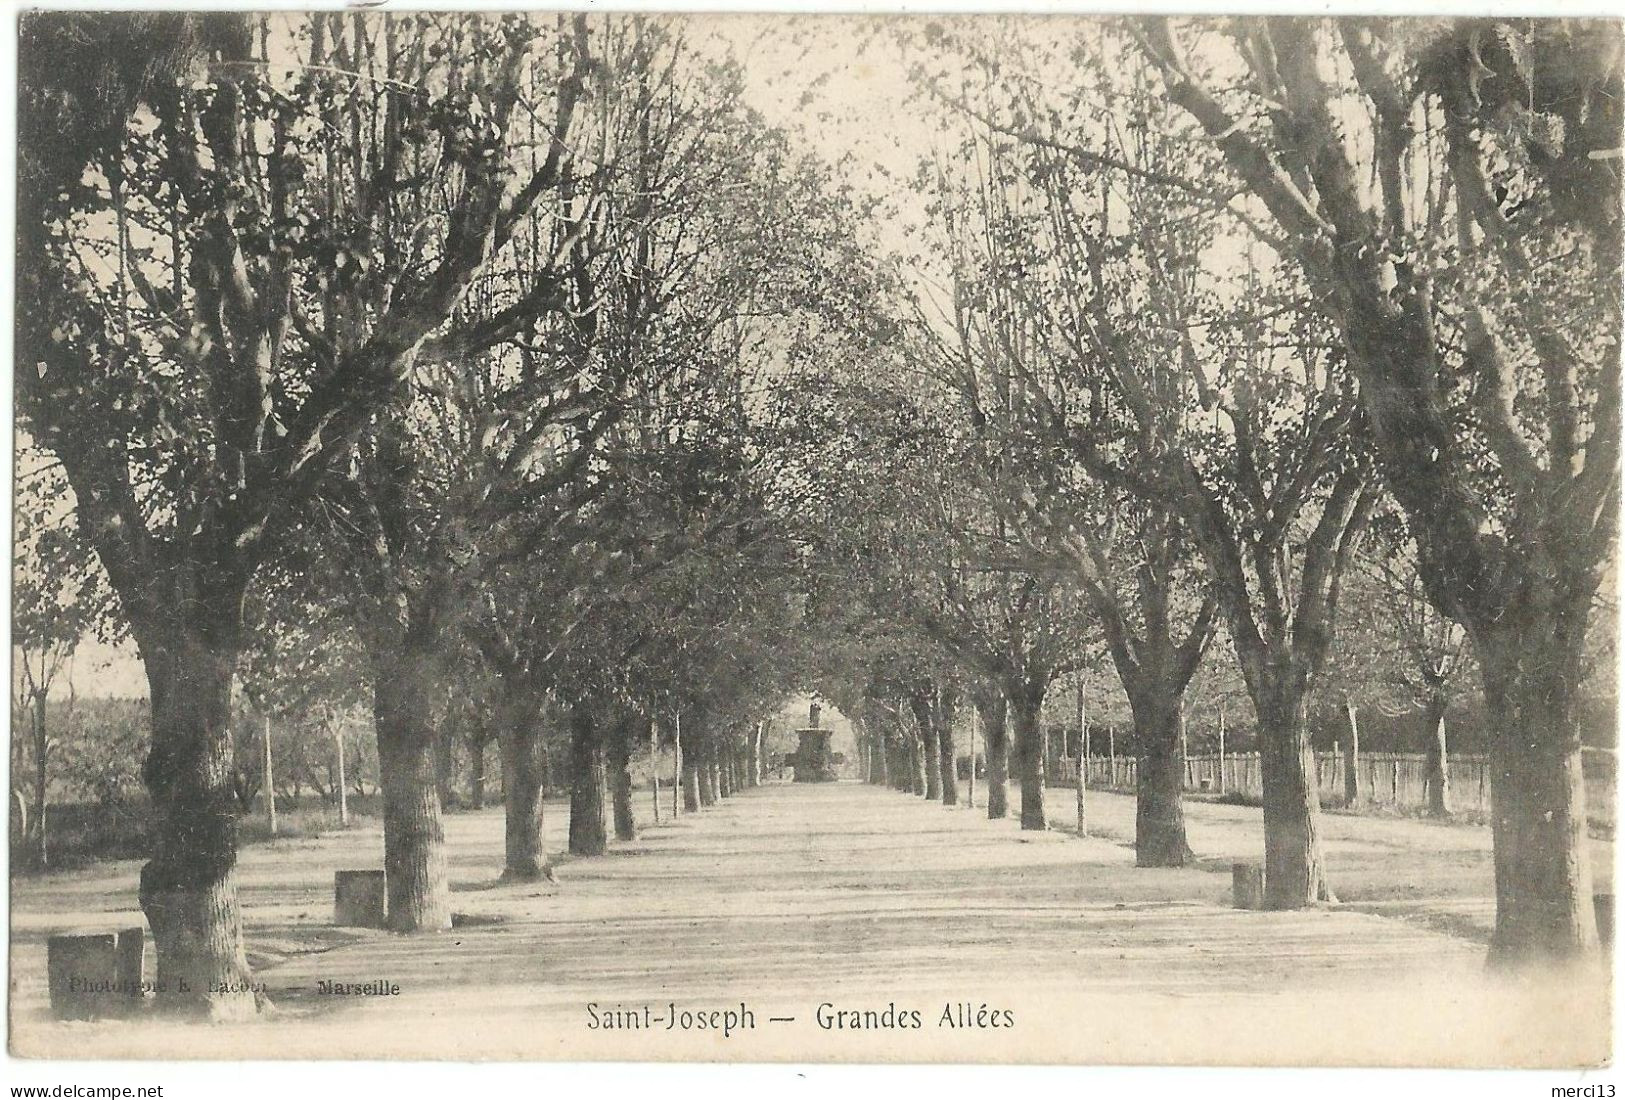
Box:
[374,648,452,932]
[136,617,259,1019]
[498,694,548,880]
[978,696,1010,820]
[937,718,959,807]
[682,752,701,812]
[568,702,607,857]
[1342,700,1362,807]
[608,729,636,842]
[698,741,718,807]
[1480,630,1600,965]
[1127,684,1194,867]
[1248,666,1332,909]
[28,692,49,869]
[469,735,488,810]
[1008,685,1046,830]
[434,721,457,811]
[910,692,943,801]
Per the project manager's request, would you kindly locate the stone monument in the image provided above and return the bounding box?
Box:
[790,702,839,783]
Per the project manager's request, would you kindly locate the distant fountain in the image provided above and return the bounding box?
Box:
[788,702,840,783]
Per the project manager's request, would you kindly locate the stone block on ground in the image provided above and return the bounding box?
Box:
[1232,862,1266,910]
[47,932,119,1020]
[335,870,388,928]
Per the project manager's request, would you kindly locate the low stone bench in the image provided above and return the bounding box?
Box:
[47,927,145,1020]
[335,870,388,928]
[1232,862,1266,910]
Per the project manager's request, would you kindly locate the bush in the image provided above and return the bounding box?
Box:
[238,794,381,843]
[9,798,153,870]
[10,793,387,874]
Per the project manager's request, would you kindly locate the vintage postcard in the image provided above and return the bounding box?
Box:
[7,5,1619,1075]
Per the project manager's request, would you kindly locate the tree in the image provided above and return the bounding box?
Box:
[16,9,604,1010]
[1135,16,1620,961]
[913,120,1219,863]
[237,573,373,825]
[916,34,1378,901]
[806,368,1087,826]
[12,456,107,869]
[1329,514,1473,815]
[1024,489,1216,865]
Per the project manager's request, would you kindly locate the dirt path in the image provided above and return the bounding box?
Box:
[9,781,1610,1064]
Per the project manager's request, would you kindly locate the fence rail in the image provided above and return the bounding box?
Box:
[1049,750,1617,823]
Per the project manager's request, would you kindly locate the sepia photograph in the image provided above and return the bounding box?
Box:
[6,3,1621,1078]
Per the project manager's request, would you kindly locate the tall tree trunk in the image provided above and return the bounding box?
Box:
[1246,663,1331,909]
[1478,629,1599,965]
[498,697,548,880]
[1008,684,1046,831]
[374,649,452,932]
[435,722,457,811]
[872,730,890,786]
[567,702,607,857]
[719,746,734,799]
[682,752,701,812]
[1423,692,1450,818]
[608,728,636,842]
[136,620,258,1019]
[698,741,718,806]
[1127,683,1194,867]
[30,692,48,869]
[1342,699,1361,807]
[748,727,762,787]
[910,693,943,801]
[937,716,959,807]
[909,734,927,795]
[469,737,487,811]
[978,696,1010,820]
